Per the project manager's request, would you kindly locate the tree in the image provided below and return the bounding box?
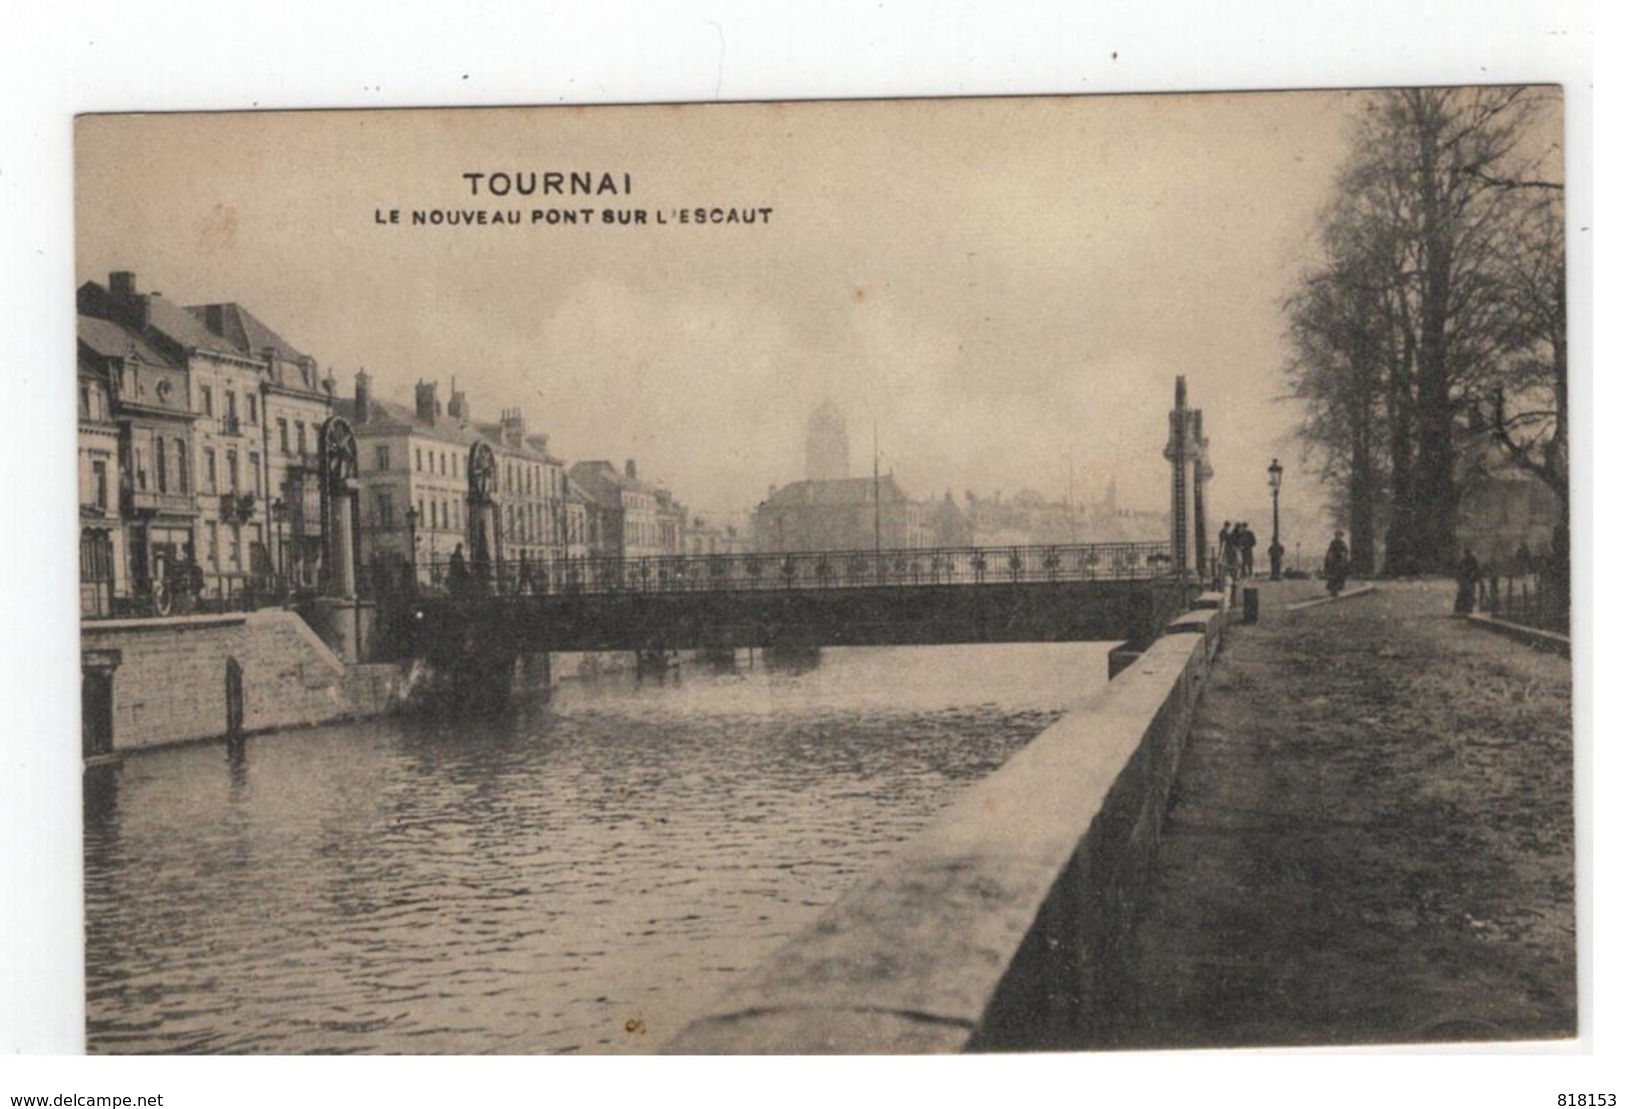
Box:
[1283,87,1562,575]
[1483,187,1568,577]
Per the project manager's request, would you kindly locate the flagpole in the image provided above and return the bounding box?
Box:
[873,420,881,557]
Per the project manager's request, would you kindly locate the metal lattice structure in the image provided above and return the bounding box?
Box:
[396,540,1174,599]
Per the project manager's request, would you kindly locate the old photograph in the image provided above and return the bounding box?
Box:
[71,89,1573,1055]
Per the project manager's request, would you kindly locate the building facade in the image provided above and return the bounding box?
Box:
[188,301,333,591]
[343,376,482,588]
[568,459,682,560]
[478,406,567,572]
[76,306,200,612]
[752,475,930,553]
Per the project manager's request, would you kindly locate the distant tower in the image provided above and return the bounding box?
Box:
[806,399,851,481]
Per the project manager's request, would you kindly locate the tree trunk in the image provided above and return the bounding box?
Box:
[1409,92,1460,574]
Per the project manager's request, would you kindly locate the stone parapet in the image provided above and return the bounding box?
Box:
[662,622,1220,1053]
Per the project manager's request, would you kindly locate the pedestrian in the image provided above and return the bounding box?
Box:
[1217,521,1233,587]
[1455,548,1481,615]
[1323,530,1350,597]
[517,550,533,595]
[448,542,468,595]
[1514,541,1534,578]
[1239,522,1257,578]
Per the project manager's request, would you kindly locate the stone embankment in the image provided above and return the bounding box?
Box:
[664,601,1227,1053]
[80,610,408,752]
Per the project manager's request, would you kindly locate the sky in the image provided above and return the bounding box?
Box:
[78,92,1370,527]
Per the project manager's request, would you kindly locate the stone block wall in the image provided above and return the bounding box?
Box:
[80,610,376,751]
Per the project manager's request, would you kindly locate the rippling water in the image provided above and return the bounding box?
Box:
[84,643,1108,1054]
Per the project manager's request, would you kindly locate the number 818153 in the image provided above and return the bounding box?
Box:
[1558,1096,1616,1106]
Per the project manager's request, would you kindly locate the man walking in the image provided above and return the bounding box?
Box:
[1239,522,1257,578]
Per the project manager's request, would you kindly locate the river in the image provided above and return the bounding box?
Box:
[83,642,1110,1053]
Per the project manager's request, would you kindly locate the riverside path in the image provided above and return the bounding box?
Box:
[1091,578,1576,1049]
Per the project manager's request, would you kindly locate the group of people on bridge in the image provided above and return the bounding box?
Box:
[1216,521,1259,583]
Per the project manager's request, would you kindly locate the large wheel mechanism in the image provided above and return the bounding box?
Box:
[321,416,358,493]
[468,441,497,501]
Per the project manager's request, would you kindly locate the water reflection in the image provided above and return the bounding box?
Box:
[84,643,1107,1054]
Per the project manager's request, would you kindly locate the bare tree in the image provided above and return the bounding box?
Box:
[1284,87,1562,575]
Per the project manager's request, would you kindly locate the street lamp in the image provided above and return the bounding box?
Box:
[1267,458,1285,581]
[270,497,289,600]
[405,505,420,595]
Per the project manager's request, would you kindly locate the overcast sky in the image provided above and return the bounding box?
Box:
[78,92,1372,525]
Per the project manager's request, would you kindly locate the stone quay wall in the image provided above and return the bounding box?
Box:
[81,611,410,752]
[663,605,1226,1053]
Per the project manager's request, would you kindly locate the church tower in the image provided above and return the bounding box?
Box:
[806,399,851,481]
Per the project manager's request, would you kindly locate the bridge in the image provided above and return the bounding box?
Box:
[312,378,1217,706]
[374,541,1191,708]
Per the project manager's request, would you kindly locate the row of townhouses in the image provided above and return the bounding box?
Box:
[77,271,691,617]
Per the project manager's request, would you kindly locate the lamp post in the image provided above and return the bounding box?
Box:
[405,505,420,596]
[270,497,289,601]
[1267,458,1285,582]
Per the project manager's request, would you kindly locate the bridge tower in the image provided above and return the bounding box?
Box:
[466,440,502,582]
[319,415,360,598]
[1164,377,1191,577]
[1163,377,1211,582]
[309,414,371,661]
[1192,408,1211,581]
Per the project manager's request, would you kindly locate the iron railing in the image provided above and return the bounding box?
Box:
[383,541,1176,599]
[1477,571,1569,635]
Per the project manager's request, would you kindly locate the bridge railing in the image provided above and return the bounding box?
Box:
[380,542,1175,599]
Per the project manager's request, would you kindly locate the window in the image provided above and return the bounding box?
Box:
[430,501,439,530]
[228,524,242,569]
[375,444,390,472]
[176,440,189,493]
[226,390,238,424]
[415,447,423,473]
[201,385,214,417]
[204,447,217,491]
[278,418,290,454]
[417,499,425,528]
[295,422,308,456]
[205,521,218,566]
[155,438,168,493]
[377,492,394,530]
[92,460,107,509]
[227,448,239,492]
[440,452,447,476]
[246,394,258,425]
[249,452,262,497]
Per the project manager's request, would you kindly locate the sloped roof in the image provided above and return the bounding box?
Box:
[186,302,310,363]
[570,459,659,496]
[761,475,912,508]
[334,396,486,446]
[77,315,177,368]
[141,294,245,358]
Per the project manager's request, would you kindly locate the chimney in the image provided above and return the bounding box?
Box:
[500,407,525,448]
[448,388,469,425]
[625,458,638,481]
[355,368,372,423]
[415,380,438,425]
[107,271,151,333]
